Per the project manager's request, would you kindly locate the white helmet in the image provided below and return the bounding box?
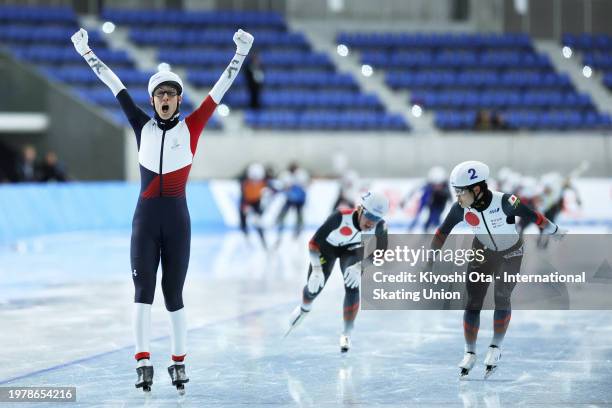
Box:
[360,191,389,222]
[148,70,184,96]
[247,163,265,181]
[449,160,489,189]
[427,166,447,184]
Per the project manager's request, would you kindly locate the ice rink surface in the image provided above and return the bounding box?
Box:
[1,229,611,407]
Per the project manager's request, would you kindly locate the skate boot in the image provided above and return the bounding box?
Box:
[135,365,154,392]
[340,334,351,353]
[168,364,189,395]
[483,345,501,379]
[284,305,309,338]
[458,352,476,379]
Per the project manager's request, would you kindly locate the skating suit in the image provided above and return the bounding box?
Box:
[116,90,216,311]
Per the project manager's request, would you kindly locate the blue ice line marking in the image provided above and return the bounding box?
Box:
[0,300,294,385]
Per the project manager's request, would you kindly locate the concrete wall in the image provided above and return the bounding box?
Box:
[124,130,612,180]
[504,0,612,39]
[286,0,452,21]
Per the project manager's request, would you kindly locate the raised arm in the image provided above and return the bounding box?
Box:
[186,29,254,153]
[71,28,149,142]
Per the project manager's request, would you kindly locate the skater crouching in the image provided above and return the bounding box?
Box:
[287,192,389,352]
[431,161,566,378]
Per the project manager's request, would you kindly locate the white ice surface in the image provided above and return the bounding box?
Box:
[0,230,611,407]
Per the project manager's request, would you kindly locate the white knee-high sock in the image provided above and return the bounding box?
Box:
[134,303,152,364]
[168,308,187,364]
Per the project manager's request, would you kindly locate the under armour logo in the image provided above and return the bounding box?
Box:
[87,57,105,75]
[132,269,137,277]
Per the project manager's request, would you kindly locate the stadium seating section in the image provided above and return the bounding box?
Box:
[0,6,215,128]
[339,32,611,130]
[100,8,408,130]
[1,5,611,132]
[562,33,612,91]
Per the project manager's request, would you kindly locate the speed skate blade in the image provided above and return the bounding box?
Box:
[484,365,497,379]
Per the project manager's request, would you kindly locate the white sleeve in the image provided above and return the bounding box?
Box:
[82,51,126,96]
[209,53,246,104]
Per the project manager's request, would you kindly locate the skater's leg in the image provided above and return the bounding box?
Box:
[160,203,191,393]
[252,201,267,249]
[464,255,490,352]
[294,203,304,239]
[276,202,290,235]
[160,211,190,313]
[168,310,187,363]
[408,205,423,231]
[339,255,361,335]
[423,205,442,233]
[131,207,161,363]
[239,202,249,236]
[491,310,511,347]
[160,202,191,365]
[134,304,152,364]
[463,310,480,353]
[343,287,359,335]
[491,248,522,347]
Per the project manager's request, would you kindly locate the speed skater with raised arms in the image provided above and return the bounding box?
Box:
[71,27,254,394]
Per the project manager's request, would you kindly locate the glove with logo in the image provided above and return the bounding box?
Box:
[233,29,254,56]
[71,28,91,56]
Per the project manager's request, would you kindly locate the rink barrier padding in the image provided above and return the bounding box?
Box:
[0,182,225,243]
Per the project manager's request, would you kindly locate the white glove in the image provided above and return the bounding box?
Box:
[550,226,568,241]
[343,262,361,289]
[71,28,91,56]
[307,265,325,294]
[233,29,254,56]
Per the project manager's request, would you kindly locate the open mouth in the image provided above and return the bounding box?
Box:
[161,104,169,113]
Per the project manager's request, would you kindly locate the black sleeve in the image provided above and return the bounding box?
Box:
[501,193,539,223]
[362,220,388,262]
[431,203,463,250]
[310,211,343,250]
[437,203,464,235]
[116,89,150,149]
[375,220,388,252]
